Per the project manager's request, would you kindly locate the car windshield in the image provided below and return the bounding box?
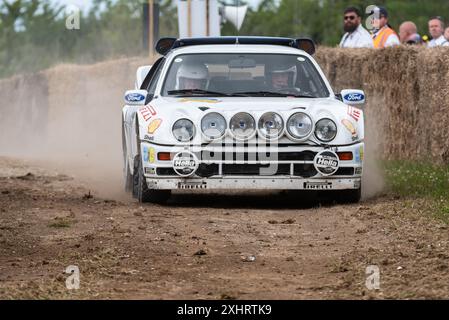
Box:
[161,53,330,98]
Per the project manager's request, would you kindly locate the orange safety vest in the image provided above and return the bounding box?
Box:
[372,26,398,48]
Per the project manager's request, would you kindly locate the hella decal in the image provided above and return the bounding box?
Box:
[125,93,146,103]
[172,151,199,177]
[314,150,339,176]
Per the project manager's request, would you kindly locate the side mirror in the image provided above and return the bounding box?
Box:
[124,90,148,106]
[341,89,366,105]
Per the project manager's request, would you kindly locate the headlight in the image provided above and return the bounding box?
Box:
[230,112,256,140]
[287,112,313,139]
[172,119,195,142]
[315,118,337,142]
[201,112,226,140]
[258,112,284,139]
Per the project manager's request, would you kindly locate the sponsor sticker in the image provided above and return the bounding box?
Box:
[314,150,340,176]
[172,151,199,177]
[139,105,157,122]
[304,182,333,190]
[344,93,365,102]
[149,148,155,163]
[341,119,359,141]
[347,106,361,122]
[148,118,162,134]
[178,181,207,189]
[144,135,155,141]
[125,93,145,103]
[143,146,149,163]
[355,148,361,163]
[179,98,221,104]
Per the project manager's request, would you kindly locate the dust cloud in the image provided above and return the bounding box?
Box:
[0,59,146,200]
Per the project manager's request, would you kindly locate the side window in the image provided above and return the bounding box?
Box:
[140,57,164,90]
[147,60,165,95]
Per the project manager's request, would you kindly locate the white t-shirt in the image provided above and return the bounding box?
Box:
[428,35,449,47]
[340,24,374,48]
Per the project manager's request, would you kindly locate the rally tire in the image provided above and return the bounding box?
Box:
[133,155,170,204]
[124,162,133,193]
[122,122,133,193]
[132,156,140,199]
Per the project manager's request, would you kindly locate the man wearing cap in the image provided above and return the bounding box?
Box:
[371,6,400,48]
[339,6,374,48]
[428,16,449,47]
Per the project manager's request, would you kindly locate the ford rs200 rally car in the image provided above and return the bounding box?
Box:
[122,37,366,204]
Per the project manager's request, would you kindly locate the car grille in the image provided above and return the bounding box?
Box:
[200,151,316,162]
[155,151,354,178]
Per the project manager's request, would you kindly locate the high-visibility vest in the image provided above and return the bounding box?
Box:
[372,27,397,48]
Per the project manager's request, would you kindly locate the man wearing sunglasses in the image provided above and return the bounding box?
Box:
[340,7,374,48]
[428,16,449,47]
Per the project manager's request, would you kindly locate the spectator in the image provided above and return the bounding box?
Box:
[445,26,449,42]
[371,6,400,48]
[399,21,422,45]
[339,6,374,48]
[428,16,449,47]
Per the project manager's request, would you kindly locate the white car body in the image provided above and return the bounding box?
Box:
[122,37,365,203]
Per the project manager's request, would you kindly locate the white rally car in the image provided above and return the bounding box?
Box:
[122,37,365,204]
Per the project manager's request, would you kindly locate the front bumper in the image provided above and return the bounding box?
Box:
[140,142,364,191]
[147,176,361,190]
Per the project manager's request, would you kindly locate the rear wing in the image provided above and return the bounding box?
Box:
[155,37,316,56]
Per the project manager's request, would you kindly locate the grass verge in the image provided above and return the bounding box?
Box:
[384,160,449,222]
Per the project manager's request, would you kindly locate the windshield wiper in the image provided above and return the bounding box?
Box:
[232,91,316,98]
[167,89,231,97]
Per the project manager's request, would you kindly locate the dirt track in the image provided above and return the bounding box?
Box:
[1,156,449,300]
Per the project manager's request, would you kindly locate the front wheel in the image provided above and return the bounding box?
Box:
[133,155,170,204]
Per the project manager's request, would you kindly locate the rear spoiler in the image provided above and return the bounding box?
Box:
[155,37,316,56]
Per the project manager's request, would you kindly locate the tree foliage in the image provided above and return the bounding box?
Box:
[1,0,449,78]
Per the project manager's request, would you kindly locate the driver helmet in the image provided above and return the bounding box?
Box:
[176,62,209,90]
[267,62,297,89]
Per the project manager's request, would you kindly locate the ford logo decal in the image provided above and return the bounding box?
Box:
[126,93,145,102]
[344,93,365,102]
